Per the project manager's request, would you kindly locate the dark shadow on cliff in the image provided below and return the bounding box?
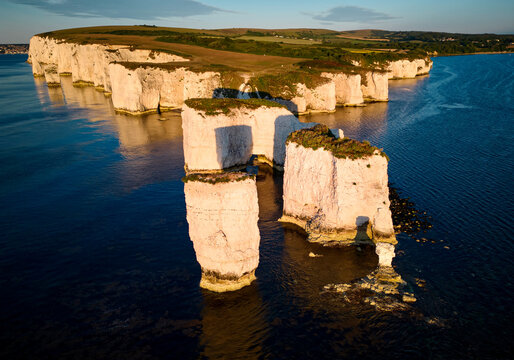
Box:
[354,216,372,243]
[214,125,253,169]
[212,88,299,114]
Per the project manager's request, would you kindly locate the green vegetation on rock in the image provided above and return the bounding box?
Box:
[182,172,255,184]
[184,98,286,116]
[287,124,389,161]
[248,71,331,99]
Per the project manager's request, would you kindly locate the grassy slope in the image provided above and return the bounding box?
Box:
[40,26,303,73]
[46,26,505,74]
[39,26,435,74]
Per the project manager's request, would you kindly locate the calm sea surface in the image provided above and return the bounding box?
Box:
[0,54,513,359]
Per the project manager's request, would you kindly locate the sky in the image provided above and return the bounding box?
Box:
[0,0,513,43]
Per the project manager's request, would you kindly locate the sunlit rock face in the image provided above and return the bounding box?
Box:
[282,80,337,114]
[415,58,433,75]
[375,242,396,267]
[281,125,395,245]
[184,173,260,292]
[230,79,337,115]
[182,99,316,172]
[387,60,419,79]
[321,72,364,106]
[28,35,189,95]
[385,58,433,79]
[361,71,389,102]
[108,64,223,114]
[42,63,60,87]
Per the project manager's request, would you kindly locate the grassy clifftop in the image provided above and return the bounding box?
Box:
[287,124,389,161]
[35,26,435,74]
[185,98,286,116]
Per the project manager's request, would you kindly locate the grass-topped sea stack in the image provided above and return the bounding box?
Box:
[280,124,396,265]
[183,172,260,292]
[182,98,315,172]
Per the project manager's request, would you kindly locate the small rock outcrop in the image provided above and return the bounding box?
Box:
[183,172,260,292]
[281,124,396,249]
[182,98,315,172]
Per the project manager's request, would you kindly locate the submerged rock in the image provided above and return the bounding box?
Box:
[323,267,416,312]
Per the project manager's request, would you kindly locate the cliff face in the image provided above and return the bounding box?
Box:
[42,63,60,87]
[182,99,315,172]
[281,126,395,246]
[321,72,364,106]
[109,64,221,114]
[184,173,260,292]
[415,58,433,75]
[235,79,337,115]
[386,58,433,79]
[29,35,432,114]
[361,71,389,102]
[387,59,418,79]
[293,81,336,114]
[28,35,189,92]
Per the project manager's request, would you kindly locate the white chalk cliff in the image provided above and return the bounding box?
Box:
[281,125,396,246]
[321,72,364,106]
[29,35,432,115]
[361,71,389,102]
[28,36,189,92]
[109,63,221,114]
[182,99,316,172]
[184,173,260,292]
[386,58,433,79]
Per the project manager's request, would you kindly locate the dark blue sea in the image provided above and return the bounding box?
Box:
[0,53,513,359]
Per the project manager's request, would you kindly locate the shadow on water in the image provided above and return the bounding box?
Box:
[200,285,270,360]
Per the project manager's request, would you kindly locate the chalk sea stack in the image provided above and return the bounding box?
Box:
[281,124,396,247]
[182,98,315,172]
[183,172,260,292]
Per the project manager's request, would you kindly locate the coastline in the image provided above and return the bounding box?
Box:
[433,51,513,58]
